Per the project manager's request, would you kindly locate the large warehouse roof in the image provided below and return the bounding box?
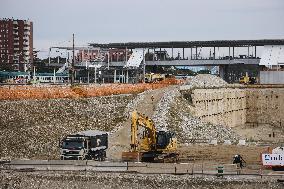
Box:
[89,39,284,49]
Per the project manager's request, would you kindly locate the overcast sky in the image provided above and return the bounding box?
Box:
[1,0,284,57]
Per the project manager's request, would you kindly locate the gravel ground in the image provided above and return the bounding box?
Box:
[0,171,283,189]
[0,95,135,160]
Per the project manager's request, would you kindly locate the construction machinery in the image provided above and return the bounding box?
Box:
[60,130,108,160]
[239,72,256,84]
[122,111,178,162]
[145,73,165,83]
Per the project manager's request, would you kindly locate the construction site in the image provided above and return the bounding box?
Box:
[0,72,284,188]
[2,0,284,186]
[0,37,284,188]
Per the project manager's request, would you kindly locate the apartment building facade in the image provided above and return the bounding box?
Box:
[0,18,33,71]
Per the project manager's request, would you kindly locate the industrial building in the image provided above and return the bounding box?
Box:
[47,39,284,84]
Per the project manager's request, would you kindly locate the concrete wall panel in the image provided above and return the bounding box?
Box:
[260,71,284,84]
[246,88,284,127]
[192,88,246,127]
[191,88,284,128]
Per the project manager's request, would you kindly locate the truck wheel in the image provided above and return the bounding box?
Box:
[101,156,105,161]
[98,151,104,161]
[103,151,106,160]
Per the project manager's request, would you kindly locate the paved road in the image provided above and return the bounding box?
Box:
[2,160,284,179]
[2,160,129,172]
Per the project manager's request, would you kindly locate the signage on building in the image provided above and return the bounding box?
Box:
[262,154,284,166]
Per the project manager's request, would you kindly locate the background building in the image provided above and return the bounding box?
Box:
[0,18,33,71]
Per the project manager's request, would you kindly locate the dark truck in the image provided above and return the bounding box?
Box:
[60,130,108,160]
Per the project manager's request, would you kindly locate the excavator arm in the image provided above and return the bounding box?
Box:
[130,111,138,151]
[130,111,157,152]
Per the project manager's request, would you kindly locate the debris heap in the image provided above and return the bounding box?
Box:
[152,87,239,143]
[182,74,228,90]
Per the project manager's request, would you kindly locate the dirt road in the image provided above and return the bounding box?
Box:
[107,86,176,160]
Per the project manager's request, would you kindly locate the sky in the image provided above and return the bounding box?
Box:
[1,0,284,58]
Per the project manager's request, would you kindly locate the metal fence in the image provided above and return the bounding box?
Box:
[1,160,284,180]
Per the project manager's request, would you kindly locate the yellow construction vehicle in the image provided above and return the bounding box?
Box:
[145,73,165,83]
[239,76,250,84]
[239,72,256,84]
[122,111,178,162]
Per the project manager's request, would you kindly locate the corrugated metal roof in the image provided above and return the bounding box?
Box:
[89,39,284,49]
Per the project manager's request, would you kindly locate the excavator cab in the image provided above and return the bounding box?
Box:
[156,131,175,149]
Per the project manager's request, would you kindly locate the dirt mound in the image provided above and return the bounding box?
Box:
[152,88,239,143]
[182,74,228,90]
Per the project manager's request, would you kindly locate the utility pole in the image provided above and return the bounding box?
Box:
[48,48,51,65]
[107,52,110,70]
[87,47,90,84]
[33,66,36,82]
[71,33,75,85]
[143,48,145,83]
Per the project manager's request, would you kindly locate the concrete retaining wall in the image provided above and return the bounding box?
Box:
[192,88,246,127]
[246,88,284,127]
[191,88,284,128]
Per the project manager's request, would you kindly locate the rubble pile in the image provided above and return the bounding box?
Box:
[123,90,149,117]
[152,88,239,143]
[0,95,135,159]
[182,74,228,90]
[0,171,281,189]
[152,89,179,131]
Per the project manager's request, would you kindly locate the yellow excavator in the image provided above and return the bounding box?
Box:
[145,73,165,83]
[239,72,256,84]
[122,111,178,162]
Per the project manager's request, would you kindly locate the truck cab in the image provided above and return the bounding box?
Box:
[60,130,108,160]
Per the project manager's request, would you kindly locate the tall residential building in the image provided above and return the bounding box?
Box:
[0,18,33,71]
